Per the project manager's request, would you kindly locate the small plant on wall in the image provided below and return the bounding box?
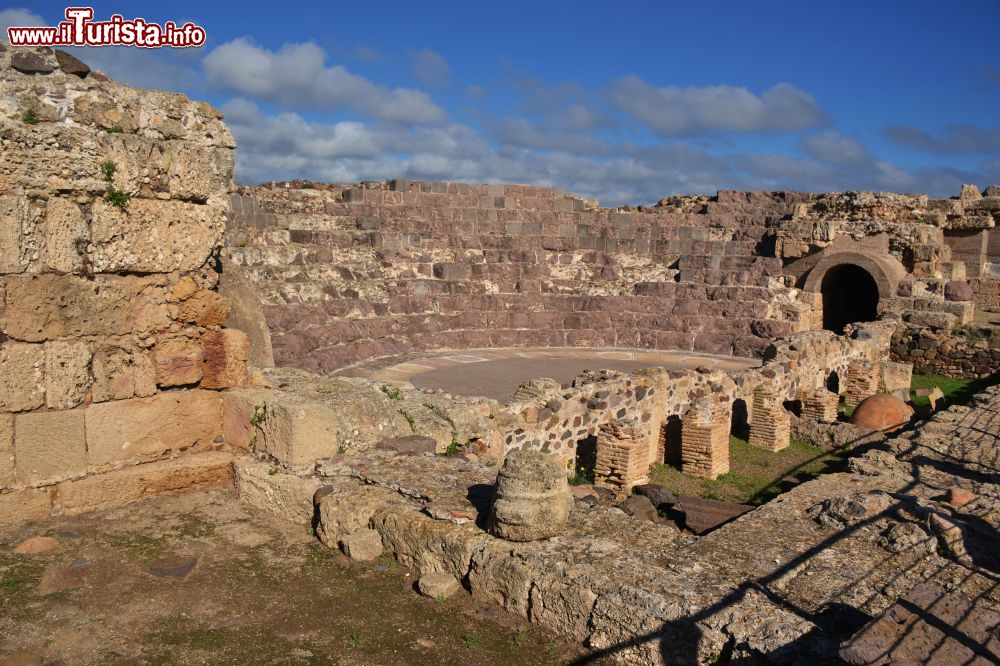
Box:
[99,159,131,211]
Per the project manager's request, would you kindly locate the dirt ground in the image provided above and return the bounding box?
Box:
[0,489,589,666]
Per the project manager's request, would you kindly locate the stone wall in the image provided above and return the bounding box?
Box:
[0,48,244,523]
[226,182,816,374]
[891,326,1000,379]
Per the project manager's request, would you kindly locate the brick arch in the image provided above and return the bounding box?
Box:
[802,251,905,301]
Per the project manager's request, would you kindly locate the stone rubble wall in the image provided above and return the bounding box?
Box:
[225,181,816,374]
[891,326,1000,379]
[223,323,893,490]
[0,47,245,523]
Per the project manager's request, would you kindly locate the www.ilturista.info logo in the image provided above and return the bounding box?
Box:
[6,7,206,48]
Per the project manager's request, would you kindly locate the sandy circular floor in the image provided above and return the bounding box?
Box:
[337,348,760,403]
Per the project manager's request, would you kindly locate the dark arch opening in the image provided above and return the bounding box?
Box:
[826,371,840,394]
[820,264,880,334]
[730,399,749,440]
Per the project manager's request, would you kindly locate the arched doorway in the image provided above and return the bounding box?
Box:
[820,264,879,333]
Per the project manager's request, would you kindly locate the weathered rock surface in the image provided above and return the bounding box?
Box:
[488,449,573,541]
[341,527,383,561]
[418,572,462,599]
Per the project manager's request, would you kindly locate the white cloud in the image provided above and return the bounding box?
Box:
[0,7,45,34]
[410,49,450,86]
[801,131,871,164]
[203,38,446,125]
[609,75,827,136]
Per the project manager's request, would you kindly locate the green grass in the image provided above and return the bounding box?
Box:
[909,373,992,409]
[650,435,847,505]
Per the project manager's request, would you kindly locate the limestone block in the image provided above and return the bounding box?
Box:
[0,487,52,525]
[233,457,320,525]
[14,409,87,486]
[177,290,230,327]
[153,335,203,387]
[103,135,233,201]
[85,390,222,468]
[0,194,29,274]
[467,540,536,617]
[90,198,225,273]
[0,414,14,488]
[54,451,233,515]
[252,393,341,466]
[879,360,913,398]
[0,342,45,412]
[201,329,249,389]
[91,343,157,402]
[222,389,263,451]
[370,504,488,579]
[418,572,461,599]
[3,274,170,342]
[528,572,599,642]
[318,485,396,547]
[341,527,384,561]
[44,339,92,409]
[41,197,86,273]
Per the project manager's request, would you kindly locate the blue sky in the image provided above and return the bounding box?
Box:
[4,1,999,204]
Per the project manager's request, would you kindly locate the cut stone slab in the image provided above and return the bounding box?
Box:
[417,572,461,600]
[341,528,383,561]
[674,496,754,534]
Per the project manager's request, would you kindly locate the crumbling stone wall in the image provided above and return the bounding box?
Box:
[891,326,1000,379]
[226,182,815,373]
[0,48,244,523]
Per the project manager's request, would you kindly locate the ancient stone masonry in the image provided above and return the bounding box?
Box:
[234,380,1000,665]
[0,48,244,522]
[225,182,816,374]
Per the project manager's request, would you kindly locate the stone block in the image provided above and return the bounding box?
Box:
[318,485,396,547]
[433,263,471,280]
[153,335,203,387]
[177,290,230,327]
[14,409,86,486]
[418,572,461,599]
[90,198,226,273]
[85,390,222,468]
[3,274,170,342]
[222,389,270,451]
[201,329,249,389]
[54,451,233,515]
[233,457,320,525]
[0,194,28,274]
[44,339,92,409]
[0,414,14,488]
[41,197,86,273]
[91,343,157,402]
[0,342,45,412]
[879,360,912,397]
[0,487,52,524]
[251,392,342,466]
[341,527,383,561]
